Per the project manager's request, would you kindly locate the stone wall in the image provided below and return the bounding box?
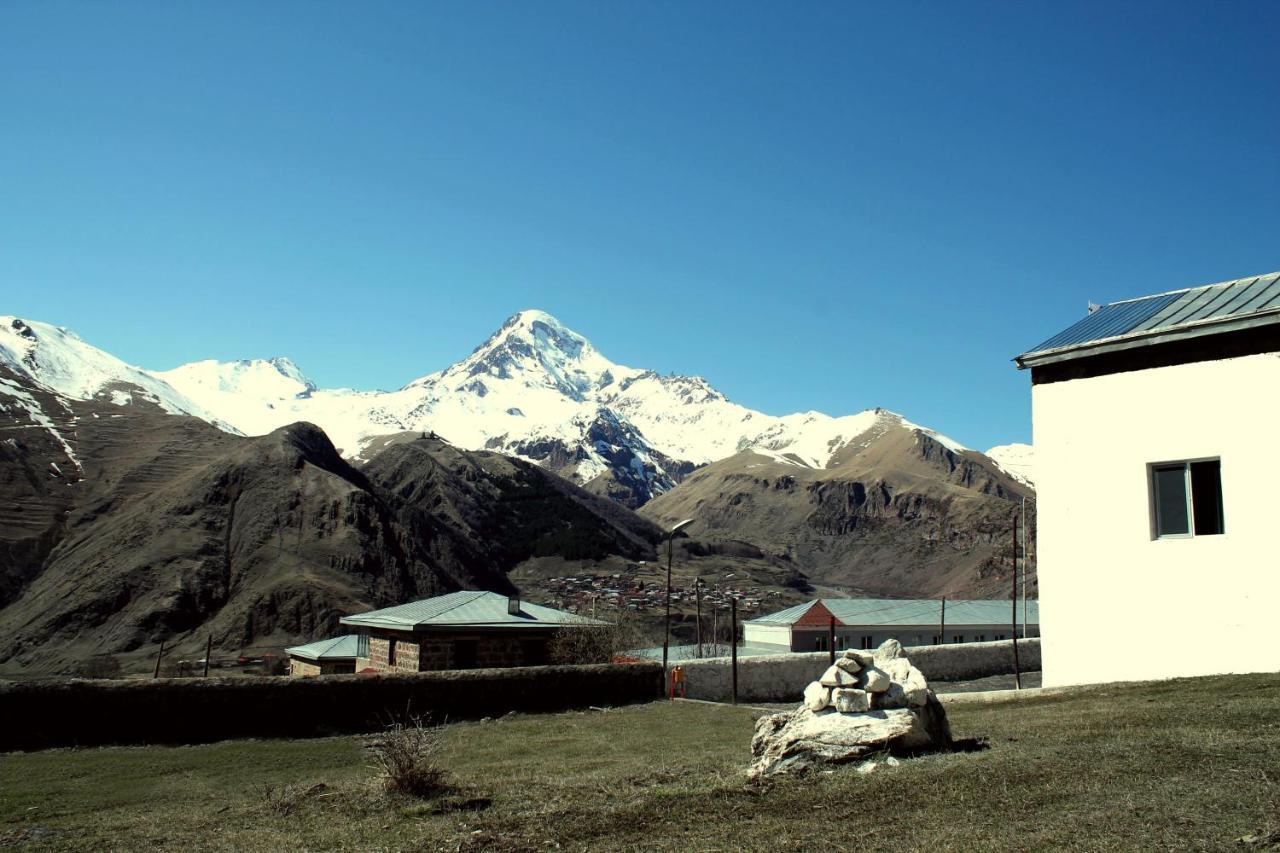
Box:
[365,630,549,672]
[0,662,664,751]
[677,639,1041,703]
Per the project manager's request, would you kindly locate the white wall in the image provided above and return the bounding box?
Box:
[742,623,791,648]
[1033,350,1280,686]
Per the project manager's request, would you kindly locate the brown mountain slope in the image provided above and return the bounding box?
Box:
[0,379,670,674]
[640,411,1034,600]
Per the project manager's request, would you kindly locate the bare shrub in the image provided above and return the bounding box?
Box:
[549,611,648,665]
[369,717,450,798]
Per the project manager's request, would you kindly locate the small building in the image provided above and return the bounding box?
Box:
[1015,269,1280,686]
[340,590,605,673]
[285,635,360,676]
[743,599,1038,652]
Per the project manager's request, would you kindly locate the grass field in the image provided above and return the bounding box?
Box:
[2,673,1278,851]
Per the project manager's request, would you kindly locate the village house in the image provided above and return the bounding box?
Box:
[340,590,605,673]
[1016,270,1280,686]
[743,598,1038,652]
[284,635,360,676]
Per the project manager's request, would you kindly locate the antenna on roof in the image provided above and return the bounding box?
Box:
[1087,301,1101,315]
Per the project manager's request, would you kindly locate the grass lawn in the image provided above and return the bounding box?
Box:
[2,672,1278,851]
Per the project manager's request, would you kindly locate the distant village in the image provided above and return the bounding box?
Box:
[535,567,779,617]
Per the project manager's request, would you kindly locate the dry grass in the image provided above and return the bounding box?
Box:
[1,672,1278,851]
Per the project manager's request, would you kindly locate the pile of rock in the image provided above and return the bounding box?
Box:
[748,639,952,779]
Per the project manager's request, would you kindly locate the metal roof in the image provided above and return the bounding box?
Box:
[284,634,360,661]
[1016,270,1280,368]
[339,590,607,631]
[745,598,1038,628]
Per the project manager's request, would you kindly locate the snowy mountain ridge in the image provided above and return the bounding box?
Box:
[0,310,1028,505]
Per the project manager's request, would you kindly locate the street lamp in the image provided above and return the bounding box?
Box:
[662,518,694,683]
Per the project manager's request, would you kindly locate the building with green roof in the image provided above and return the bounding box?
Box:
[339,590,607,673]
[285,635,360,677]
[743,598,1038,653]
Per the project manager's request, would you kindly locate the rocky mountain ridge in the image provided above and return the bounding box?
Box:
[0,312,1029,508]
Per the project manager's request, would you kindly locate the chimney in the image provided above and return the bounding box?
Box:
[508,596,521,615]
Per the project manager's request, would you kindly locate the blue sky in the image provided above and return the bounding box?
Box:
[3,2,1277,449]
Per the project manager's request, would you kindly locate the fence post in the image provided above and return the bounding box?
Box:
[152,640,165,679]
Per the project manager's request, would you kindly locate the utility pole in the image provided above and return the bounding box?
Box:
[711,607,719,658]
[730,597,739,705]
[153,640,165,679]
[1011,512,1022,690]
[1021,496,1028,638]
[695,577,703,659]
[939,597,947,644]
[203,636,212,678]
[828,615,836,663]
[661,519,693,687]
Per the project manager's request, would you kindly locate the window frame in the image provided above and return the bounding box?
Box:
[1149,457,1224,540]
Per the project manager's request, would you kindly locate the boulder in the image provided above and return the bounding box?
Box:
[748,700,951,779]
[834,656,863,675]
[860,666,891,693]
[874,639,905,662]
[832,688,871,713]
[803,681,832,711]
[819,665,858,688]
[878,661,931,709]
[841,649,875,667]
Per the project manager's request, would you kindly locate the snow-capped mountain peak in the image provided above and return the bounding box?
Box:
[2,308,1023,506]
[985,442,1034,486]
[0,316,236,430]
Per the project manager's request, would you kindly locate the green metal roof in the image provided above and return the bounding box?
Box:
[284,634,360,661]
[746,598,1038,628]
[339,590,607,631]
[1016,270,1280,368]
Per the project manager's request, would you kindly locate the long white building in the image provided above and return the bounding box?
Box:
[1016,270,1280,686]
[743,598,1038,653]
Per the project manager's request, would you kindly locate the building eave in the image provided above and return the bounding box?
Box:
[1015,306,1280,370]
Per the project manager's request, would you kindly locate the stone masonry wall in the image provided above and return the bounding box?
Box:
[678,638,1041,702]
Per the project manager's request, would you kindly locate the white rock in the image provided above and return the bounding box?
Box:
[819,665,858,688]
[860,666,891,693]
[842,649,874,666]
[832,688,871,713]
[747,702,951,779]
[874,639,905,662]
[834,656,863,674]
[803,680,832,711]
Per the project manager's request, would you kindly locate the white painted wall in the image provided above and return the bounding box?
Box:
[1033,350,1280,686]
[742,623,791,648]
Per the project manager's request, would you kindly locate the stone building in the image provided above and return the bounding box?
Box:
[1016,269,1280,686]
[284,635,360,676]
[340,590,606,673]
[743,598,1038,653]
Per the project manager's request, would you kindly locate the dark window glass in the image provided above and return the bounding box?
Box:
[453,640,477,669]
[356,632,369,658]
[1154,465,1190,537]
[387,638,397,667]
[1190,460,1225,535]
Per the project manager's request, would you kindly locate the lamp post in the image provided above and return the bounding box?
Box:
[662,518,694,685]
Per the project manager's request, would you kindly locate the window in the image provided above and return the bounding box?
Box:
[995,634,1006,641]
[932,635,942,645]
[952,635,965,643]
[860,635,874,649]
[356,632,369,658]
[975,634,986,642]
[1152,459,1224,538]
[387,638,397,668]
[453,640,478,669]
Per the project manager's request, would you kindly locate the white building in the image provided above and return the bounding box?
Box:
[743,599,1037,652]
[1016,270,1280,686]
